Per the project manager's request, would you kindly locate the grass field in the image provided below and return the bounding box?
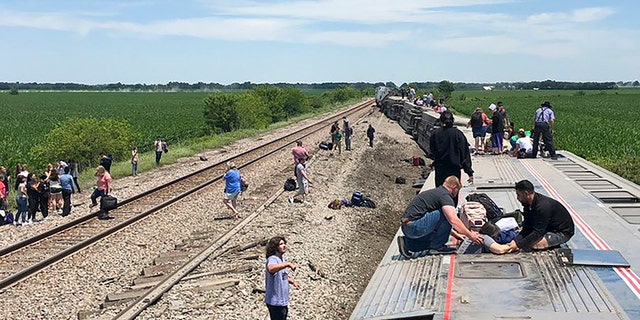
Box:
[1,89,639,186]
[0,92,211,167]
[448,89,640,184]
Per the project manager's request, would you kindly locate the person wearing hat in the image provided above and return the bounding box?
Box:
[531,101,556,159]
[488,103,504,155]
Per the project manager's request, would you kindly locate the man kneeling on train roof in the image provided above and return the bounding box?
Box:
[398,176,483,258]
[398,178,575,258]
[507,179,575,252]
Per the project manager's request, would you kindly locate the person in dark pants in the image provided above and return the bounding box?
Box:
[265,236,300,320]
[398,176,483,258]
[99,153,113,173]
[488,104,504,154]
[69,159,81,193]
[59,166,75,216]
[507,180,574,251]
[429,111,474,189]
[38,174,50,219]
[366,124,375,147]
[531,101,557,159]
[26,173,41,221]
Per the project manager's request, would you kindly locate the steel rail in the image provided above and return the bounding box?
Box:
[0,100,374,292]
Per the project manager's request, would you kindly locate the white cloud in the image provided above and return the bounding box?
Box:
[0,1,633,62]
[571,7,615,22]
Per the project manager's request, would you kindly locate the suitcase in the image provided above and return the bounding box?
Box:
[460,201,486,231]
[100,195,118,211]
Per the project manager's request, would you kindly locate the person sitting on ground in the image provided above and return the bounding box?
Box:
[510,129,533,158]
[507,180,575,252]
[397,176,483,258]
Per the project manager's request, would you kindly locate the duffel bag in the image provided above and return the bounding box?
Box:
[100,195,118,211]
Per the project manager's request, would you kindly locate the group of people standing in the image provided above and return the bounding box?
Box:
[4,160,81,226]
[329,117,377,154]
[467,100,557,160]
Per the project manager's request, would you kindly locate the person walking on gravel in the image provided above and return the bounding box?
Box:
[265,236,300,320]
[222,161,241,219]
[366,124,375,147]
[289,157,312,205]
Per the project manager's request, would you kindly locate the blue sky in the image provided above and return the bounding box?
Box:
[1,0,639,85]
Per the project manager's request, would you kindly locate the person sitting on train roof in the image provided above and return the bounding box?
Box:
[510,129,533,158]
[507,180,575,252]
[398,176,483,258]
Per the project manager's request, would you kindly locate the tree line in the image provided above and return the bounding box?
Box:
[3,80,636,93]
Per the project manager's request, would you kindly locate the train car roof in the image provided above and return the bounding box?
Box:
[351,112,640,320]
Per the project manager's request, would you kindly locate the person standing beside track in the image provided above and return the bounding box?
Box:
[264,236,300,320]
[530,101,557,160]
[291,140,309,177]
[397,176,483,258]
[366,124,375,147]
[429,111,474,189]
[507,180,574,252]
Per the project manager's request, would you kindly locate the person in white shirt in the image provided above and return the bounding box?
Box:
[511,129,533,158]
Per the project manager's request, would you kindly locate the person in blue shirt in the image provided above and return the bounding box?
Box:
[531,101,557,159]
[265,236,300,320]
[59,166,75,216]
[222,161,242,219]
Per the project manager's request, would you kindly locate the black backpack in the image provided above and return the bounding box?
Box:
[465,193,503,222]
[470,112,483,128]
[284,178,297,191]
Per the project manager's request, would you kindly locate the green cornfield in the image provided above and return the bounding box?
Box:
[0,92,209,168]
[450,89,640,184]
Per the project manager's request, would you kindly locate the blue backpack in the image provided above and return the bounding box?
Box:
[1,211,14,225]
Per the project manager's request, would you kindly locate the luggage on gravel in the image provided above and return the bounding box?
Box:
[100,195,118,211]
[284,178,297,191]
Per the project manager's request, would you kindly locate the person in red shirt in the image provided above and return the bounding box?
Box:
[291,140,309,176]
[89,165,111,208]
[0,177,6,210]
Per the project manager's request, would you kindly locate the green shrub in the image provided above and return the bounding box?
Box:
[29,117,138,170]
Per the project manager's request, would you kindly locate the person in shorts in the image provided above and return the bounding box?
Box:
[466,107,489,155]
[289,157,312,205]
[222,161,241,219]
[507,179,575,252]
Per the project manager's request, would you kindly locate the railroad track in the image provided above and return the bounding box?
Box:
[0,100,374,293]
